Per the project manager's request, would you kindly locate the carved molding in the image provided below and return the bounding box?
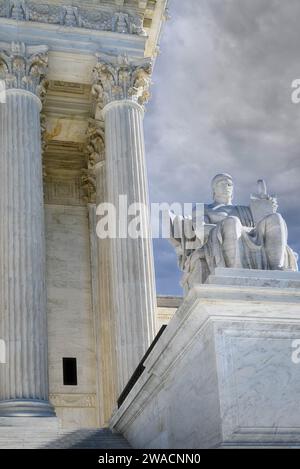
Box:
[0,41,48,97]
[92,54,152,108]
[85,118,105,167]
[81,169,96,204]
[40,113,48,178]
[44,175,84,206]
[0,0,146,35]
[82,118,105,203]
[50,393,96,408]
[43,140,86,206]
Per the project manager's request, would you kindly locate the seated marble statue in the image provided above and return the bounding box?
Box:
[169,173,298,294]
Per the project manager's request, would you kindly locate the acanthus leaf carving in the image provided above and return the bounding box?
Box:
[0,41,48,98]
[92,54,152,108]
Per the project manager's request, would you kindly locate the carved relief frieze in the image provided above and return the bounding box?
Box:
[50,393,96,408]
[0,0,146,35]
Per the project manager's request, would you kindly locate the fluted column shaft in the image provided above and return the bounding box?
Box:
[95,160,118,423]
[0,89,53,416]
[103,99,156,393]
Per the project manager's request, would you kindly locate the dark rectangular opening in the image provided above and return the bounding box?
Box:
[63,357,77,386]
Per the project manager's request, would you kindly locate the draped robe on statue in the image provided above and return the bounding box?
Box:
[170,200,298,295]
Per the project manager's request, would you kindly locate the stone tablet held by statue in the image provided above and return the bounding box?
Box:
[250,179,277,225]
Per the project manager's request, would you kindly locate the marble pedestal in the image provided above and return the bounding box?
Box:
[110,269,300,449]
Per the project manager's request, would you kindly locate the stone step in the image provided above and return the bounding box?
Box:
[0,427,131,449]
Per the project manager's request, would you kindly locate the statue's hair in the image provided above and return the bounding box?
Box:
[211,173,233,191]
[211,173,233,201]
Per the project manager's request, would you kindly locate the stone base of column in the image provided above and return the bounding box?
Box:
[0,417,59,430]
[0,400,55,418]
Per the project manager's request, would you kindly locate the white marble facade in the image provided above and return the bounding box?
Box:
[1,1,300,450]
[0,0,169,428]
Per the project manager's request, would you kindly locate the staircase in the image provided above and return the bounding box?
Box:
[0,418,131,449]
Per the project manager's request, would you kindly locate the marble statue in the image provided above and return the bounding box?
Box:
[170,174,298,294]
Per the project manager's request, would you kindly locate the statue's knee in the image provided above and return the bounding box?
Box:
[257,212,286,240]
[223,216,241,228]
[264,212,284,227]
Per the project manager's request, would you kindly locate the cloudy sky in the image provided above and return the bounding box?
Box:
[144,0,300,296]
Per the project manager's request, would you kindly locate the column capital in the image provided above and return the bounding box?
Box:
[0,41,48,99]
[92,54,152,109]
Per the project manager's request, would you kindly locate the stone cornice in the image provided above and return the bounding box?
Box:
[0,0,146,36]
[0,41,48,97]
[92,54,152,108]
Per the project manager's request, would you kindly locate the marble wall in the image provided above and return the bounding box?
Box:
[44,202,180,428]
[156,296,181,330]
[45,204,97,428]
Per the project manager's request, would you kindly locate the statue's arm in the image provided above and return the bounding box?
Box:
[192,209,216,247]
[169,208,219,255]
[168,212,194,269]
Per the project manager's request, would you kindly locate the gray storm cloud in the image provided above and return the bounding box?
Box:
[145,0,300,295]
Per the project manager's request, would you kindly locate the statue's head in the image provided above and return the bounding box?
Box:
[212,173,233,205]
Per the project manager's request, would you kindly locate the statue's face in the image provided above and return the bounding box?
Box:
[213,177,233,204]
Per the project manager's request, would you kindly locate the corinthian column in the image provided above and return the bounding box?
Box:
[0,42,54,417]
[93,55,157,393]
[82,119,118,425]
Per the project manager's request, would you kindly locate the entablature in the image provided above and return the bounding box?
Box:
[0,0,168,59]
